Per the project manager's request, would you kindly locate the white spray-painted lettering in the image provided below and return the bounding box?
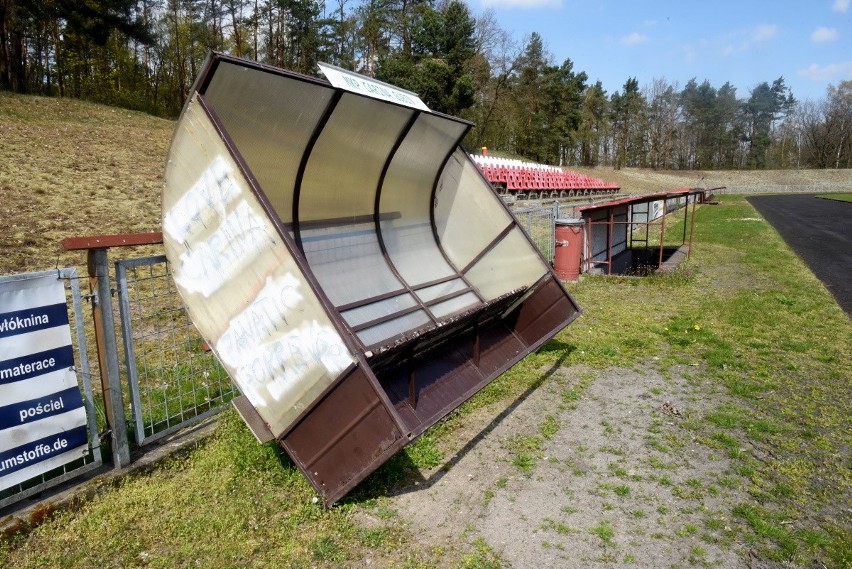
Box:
[223,319,352,408]
[163,156,240,242]
[216,273,305,363]
[175,200,274,297]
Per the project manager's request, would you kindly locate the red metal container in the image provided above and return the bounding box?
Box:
[554,218,585,281]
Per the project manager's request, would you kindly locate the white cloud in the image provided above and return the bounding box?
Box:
[811,27,838,43]
[798,62,852,81]
[833,0,849,13]
[721,24,777,55]
[480,0,561,8]
[621,32,648,46]
[753,24,778,42]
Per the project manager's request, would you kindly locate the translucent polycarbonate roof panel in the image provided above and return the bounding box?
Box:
[164,53,582,505]
[465,227,551,300]
[414,278,469,303]
[433,149,516,271]
[162,93,355,437]
[340,292,418,329]
[298,93,412,224]
[300,221,403,308]
[354,310,433,348]
[428,291,481,320]
[379,114,467,286]
[201,60,334,226]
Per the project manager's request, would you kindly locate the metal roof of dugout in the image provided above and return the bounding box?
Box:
[162,53,581,504]
[576,188,720,276]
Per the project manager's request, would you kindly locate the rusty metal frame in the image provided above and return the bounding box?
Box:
[164,53,583,504]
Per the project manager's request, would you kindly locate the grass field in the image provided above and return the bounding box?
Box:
[817,193,852,203]
[1,93,850,568]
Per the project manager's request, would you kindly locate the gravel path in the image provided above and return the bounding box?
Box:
[381,364,762,568]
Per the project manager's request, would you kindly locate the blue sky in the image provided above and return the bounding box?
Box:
[472,0,852,102]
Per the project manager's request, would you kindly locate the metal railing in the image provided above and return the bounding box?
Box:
[115,256,236,446]
[512,203,587,263]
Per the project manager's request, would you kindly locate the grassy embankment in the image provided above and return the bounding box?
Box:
[0,93,850,567]
[0,91,169,276]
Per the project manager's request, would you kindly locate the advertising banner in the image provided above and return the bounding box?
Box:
[0,275,89,491]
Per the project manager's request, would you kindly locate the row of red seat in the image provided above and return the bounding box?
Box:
[475,164,619,192]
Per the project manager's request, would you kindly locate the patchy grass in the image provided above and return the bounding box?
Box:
[0,411,407,567]
[0,94,850,568]
[589,520,616,546]
[559,195,851,567]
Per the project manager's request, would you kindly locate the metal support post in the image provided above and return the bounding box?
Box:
[658,198,668,268]
[687,196,699,259]
[606,209,614,275]
[87,248,131,468]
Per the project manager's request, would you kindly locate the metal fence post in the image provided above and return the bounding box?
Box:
[87,248,131,468]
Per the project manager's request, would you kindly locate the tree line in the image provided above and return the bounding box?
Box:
[2,0,850,169]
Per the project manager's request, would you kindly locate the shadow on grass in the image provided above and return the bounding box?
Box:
[345,339,576,505]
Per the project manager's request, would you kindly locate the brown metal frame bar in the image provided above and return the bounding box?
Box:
[352,280,473,338]
[336,288,410,312]
[460,221,515,275]
[606,208,614,275]
[194,92,410,437]
[412,273,463,291]
[428,146,485,303]
[298,211,401,229]
[687,194,699,259]
[424,286,475,307]
[656,197,667,267]
[336,275,469,314]
[291,90,343,254]
[372,111,439,326]
[351,304,424,333]
[360,285,526,355]
[347,285,475,337]
[62,232,163,250]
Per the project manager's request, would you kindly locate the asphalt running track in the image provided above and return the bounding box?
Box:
[747,194,852,317]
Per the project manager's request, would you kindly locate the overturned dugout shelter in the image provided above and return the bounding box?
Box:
[162,54,582,504]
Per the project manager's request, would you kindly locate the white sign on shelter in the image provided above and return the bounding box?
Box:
[0,275,89,491]
[318,62,431,112]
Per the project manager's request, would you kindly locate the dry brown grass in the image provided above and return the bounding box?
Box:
[575,166,852,195]
[0,92,173,275]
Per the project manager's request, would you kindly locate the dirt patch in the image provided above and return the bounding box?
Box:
[382,364,759,567]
